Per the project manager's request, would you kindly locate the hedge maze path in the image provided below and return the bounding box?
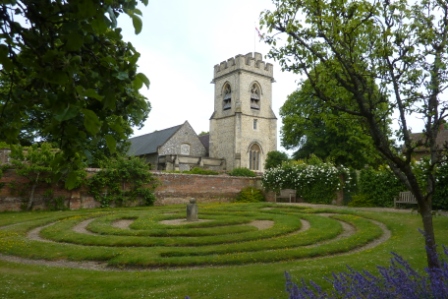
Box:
[0,204,390,271]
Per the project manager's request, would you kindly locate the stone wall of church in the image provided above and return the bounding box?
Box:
[209,116,236,170]
[210,52,277,172]
[159,122,206,157]
[239,114,277,171]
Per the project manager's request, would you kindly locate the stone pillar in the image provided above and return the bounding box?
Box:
[186,198,198,221]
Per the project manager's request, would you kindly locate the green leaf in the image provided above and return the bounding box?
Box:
[46,71,69,85]
[65,33,84,51]
[91,16,108,34]
[116,72,129,80]
[0,45,13,72]
[133,8,143,16]
[131,15,143,34]
[65,171,80,190]
[108,119,125,135]
[105,135,117,154]
[83,88,104,101]
[135,73,150,89]
[82,109,101,135]
[54,105,80,122]
[107,6,117,28]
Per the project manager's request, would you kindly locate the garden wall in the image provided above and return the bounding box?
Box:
[0,169,271,211]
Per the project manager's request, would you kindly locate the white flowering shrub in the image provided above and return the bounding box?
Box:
[433,159,448,210]
[262,162,353,204]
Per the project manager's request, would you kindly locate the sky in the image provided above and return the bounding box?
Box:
[117,0,426,154]
[117,0,300,153]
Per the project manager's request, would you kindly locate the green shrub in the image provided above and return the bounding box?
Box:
[264,150,289,169]
[185,167,219,175]
[356,166,405,207]
[348,193,375,207]
[434,159,448,210]
[235,186,265,202]
[229,167,257,177]
[88,156,158,207]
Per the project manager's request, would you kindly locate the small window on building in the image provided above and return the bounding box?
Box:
[253,119,258,130]
[223,84,231,110]
[250,84,260,110]
[181,144,190,155]
[249,144,260,171]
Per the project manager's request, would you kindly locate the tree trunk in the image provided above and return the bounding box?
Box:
[27,172,40,211]
[420,199,440,269]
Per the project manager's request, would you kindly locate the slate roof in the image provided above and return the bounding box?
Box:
[409,129,448,153]
[198,134,209,154]
[127,124,182,156]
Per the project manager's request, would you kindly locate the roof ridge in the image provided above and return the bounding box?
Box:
[129,124,183,140]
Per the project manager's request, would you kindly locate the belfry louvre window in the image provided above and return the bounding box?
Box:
[250,84,260,110]
[249,144,260,170]
[223,84,231,110]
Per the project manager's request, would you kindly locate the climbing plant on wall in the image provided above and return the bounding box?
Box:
[87,156,158,207]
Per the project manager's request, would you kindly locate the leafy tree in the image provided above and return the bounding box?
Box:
[261,0,448,269]
[281,79,384,169]
[9,143,85,210]
[0,0,150,186]
[264,150,289,169]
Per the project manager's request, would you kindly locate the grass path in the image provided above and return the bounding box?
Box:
[0,203,447,299]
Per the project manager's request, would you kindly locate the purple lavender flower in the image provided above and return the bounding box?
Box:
[285,248,448,299]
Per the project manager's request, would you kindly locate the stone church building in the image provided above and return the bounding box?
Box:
[128,52,277,172]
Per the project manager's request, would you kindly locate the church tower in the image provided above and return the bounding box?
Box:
[209,52,277,172]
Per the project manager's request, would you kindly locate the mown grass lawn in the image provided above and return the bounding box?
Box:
[0,202,447,299]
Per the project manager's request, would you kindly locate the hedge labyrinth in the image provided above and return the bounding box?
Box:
[0,203,390,271]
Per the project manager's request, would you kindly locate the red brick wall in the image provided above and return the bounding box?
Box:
[153,172,268,205]
[0,169,271,211]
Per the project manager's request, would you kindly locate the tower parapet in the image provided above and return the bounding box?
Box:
[212,52,274,82]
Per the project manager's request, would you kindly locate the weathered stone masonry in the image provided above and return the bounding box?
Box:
[209,52,277,172]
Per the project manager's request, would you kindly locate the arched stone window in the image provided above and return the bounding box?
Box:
[223,83,231,110]
[249,144,261,170]
[250,84,260,110]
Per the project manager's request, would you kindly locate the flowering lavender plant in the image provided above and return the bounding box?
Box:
[285,248,448,299]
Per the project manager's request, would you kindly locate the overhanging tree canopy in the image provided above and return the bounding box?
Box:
[261,0,448,269]
[0,0,150,186]
[281,77,385,168]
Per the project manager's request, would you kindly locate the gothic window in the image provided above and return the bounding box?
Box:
[249,144,260,171]
[253,119,258,130]
[250,84,260,110]
[223,84,231,110]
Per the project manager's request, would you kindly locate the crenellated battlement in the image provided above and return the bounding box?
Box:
[213,52,274,81]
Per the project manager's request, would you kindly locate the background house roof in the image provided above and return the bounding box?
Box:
[127,124,182,156]
[409,128,448,153]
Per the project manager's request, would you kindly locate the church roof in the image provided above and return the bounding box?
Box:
[127,124,182,156]
[198,134,209,149]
